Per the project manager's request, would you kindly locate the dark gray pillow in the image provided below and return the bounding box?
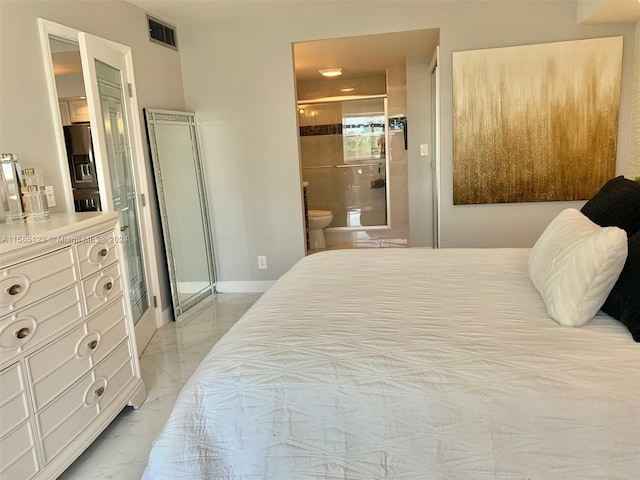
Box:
[581,176,640,236]
[601,232,640,342]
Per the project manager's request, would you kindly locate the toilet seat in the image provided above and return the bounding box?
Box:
[307,210,333,250]
[308,209,332,217]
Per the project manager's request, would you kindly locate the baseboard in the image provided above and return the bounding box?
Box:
[177,281,210,293]
[216,281,275,293]
[162,305,173,324]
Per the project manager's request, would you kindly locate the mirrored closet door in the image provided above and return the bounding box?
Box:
[40,20,164,354]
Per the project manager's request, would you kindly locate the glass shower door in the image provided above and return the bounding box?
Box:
[299,96,389,228]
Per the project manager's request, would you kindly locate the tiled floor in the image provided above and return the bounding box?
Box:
[324,229,409,250]
[58,293,262,480]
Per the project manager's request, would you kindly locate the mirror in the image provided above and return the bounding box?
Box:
[48,35,98,213]
[144,109,216,318]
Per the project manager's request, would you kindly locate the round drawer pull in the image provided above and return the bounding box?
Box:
[98,248,108,258]
[7,284,22,296]
[95,386,105,397]
[104,281,113,291]
[16,327,30,339]
[88,340,98,350]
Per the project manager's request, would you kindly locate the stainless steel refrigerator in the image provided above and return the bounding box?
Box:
[63,124,101,212]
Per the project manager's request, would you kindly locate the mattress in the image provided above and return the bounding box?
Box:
[143,248,640,479]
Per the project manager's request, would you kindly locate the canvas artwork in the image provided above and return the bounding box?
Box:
[452,37,623,205]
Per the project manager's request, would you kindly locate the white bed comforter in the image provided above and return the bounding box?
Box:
[143,248,640,479]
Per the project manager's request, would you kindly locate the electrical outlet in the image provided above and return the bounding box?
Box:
[420,144,429,156]
[258,256,267,270]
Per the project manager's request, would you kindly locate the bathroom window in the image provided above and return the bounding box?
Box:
[342,98,385,163]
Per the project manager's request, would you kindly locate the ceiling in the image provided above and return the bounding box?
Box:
[128,1,440,83]
[127,0,346,25]
[122,0,638,90]
[293,29,440,82]
[578,0,640,23]
[128,0,640,26]
[126,1,638,79]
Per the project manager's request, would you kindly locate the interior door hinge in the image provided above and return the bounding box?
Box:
[153,296,158,308]
[128,83,133,97]
[141,193,146,207]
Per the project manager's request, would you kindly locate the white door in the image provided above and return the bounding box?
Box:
[79,33,160,354]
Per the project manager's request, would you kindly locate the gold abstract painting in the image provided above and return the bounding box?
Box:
[452,37,622,205]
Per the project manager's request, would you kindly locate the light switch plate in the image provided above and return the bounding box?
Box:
[420,144,429,156]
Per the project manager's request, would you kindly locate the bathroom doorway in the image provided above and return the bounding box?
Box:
[298,95,389,229]
[293,29,439,252]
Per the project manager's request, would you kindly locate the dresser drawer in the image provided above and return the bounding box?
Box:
[85,297,128,367]
[0,363,38,480]
[0,363,29,433]
[0,420,39,480]
[0,247,77,313]
[36,340,134,464]
[36,372,98,463]
[94,340,135,409]
[0,286,82,365]
[75,233,118,279]
[81,262,123,316]
[26,298,128,411]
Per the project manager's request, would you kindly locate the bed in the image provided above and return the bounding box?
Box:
[142,245,640,479]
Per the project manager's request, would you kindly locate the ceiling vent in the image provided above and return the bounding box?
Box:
[147,16,177,50]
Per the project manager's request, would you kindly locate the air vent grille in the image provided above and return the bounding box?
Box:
[147,16,177,50]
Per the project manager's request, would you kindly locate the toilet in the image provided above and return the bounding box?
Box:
[307,209,333,250]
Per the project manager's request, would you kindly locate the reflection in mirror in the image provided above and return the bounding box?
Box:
[49,35,102,212]
[144,109,216,318]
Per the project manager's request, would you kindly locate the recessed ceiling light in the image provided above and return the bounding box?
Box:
[319,68,342,77]
[340,87,355,92]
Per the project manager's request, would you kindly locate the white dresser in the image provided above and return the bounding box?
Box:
[0,213,146,479]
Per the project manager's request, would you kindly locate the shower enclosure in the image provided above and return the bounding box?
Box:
[298,95,389,229]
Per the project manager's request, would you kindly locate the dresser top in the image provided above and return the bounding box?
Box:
[0,212,118,257]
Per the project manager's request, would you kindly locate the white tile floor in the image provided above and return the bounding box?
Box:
[58,293,262,480]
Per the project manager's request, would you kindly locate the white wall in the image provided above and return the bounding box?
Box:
[180,16,308,283]
[406,54,433,247]
[0,0,186,309]
[178,0,636,283]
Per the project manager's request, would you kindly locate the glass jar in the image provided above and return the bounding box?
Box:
[20,167,50,223]
[1,153,25,223]
[21,185,50,223]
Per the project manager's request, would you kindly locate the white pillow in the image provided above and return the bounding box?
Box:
[529,208,627,327]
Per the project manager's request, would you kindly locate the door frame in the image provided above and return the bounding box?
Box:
[38,19,166,354]
[429,47,441,248]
